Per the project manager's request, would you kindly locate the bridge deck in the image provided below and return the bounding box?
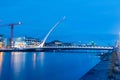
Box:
[0,46,114,52]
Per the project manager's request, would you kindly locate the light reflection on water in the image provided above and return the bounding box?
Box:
[0,52,3,75]
[11,52,26,78]
[33,53,36,69]
[0,52,100,80]
[40,52,44,67]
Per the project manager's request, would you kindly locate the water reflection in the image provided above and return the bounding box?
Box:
[33,52,45,69]
[0,52,3,74]
[33,53,36,69]
[0,52,100,80]
[11,52,26,76]
[39,52,44,67]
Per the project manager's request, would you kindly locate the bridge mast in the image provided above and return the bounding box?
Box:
[39,16,66,47]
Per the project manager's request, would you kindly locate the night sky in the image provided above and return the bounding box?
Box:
[0,0,120,44]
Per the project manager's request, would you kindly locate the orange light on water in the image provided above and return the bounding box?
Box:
[0,52,3,74]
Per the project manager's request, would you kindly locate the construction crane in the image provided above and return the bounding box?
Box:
[0,22,22,48]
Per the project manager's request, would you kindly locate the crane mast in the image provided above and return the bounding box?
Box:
[0,22,22,48]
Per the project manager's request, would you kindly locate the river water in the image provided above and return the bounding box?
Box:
[0,52,100,80]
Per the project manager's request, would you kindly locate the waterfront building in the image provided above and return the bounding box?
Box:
[87,41,96,46]
[24,36,41,47]
[13,36,41,48]
[14,37,26,48]
[46,40,72,46]
[46,40,63,46]
[0,35,5,48]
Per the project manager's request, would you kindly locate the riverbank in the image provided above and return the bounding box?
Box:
[80,52,112,80]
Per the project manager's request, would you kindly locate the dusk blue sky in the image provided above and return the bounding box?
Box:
[0,0,120,44]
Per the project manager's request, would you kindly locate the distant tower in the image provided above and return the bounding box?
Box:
[119,32,120,41]
[116,32,120,48]
[116,32,120,68]
[116,32,120,59]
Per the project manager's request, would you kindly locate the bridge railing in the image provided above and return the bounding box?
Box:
[43,46,113,49]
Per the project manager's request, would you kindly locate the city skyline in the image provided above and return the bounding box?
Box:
[0,0,120,42]
[0,1,119,80]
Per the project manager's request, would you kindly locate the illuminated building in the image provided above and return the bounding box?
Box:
[0,35,5,48]
[24,36,41,47]
[14,37,26,48]
[13,36,41,48]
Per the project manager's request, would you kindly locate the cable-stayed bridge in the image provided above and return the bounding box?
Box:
[0,16,115,52]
